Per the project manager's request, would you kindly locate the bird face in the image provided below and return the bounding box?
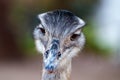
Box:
[33,10,85,73]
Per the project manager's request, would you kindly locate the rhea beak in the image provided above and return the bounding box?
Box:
[44,39,61,73]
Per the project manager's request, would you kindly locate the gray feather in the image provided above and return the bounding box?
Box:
[38,10,85,38]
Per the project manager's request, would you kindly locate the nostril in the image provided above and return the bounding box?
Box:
[57,52,61,59]
[45,50,49,58]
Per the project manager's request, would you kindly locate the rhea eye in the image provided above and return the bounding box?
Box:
[40,28,45,34]
[70,34,80,41]
[37,27,46,35]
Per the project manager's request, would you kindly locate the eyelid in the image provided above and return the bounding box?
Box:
[38,24,43,28]
[36,24,46,35]
[74,29,81,34]
[36,24,45,30]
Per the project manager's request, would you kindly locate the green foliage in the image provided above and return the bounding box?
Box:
[83,23,112,55]
[17,33,37,56]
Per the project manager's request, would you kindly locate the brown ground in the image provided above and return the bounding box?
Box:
[0,54,120,80]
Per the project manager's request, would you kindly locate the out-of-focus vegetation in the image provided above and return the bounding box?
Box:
[83,23,112,55]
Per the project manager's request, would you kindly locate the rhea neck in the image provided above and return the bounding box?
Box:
[42,59,72,80]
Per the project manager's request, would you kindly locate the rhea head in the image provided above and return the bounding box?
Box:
[34,10,85,73]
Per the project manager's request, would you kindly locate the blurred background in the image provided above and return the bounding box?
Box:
[0,0,120,80]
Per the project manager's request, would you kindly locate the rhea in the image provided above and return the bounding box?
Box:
[33,10,85,80]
